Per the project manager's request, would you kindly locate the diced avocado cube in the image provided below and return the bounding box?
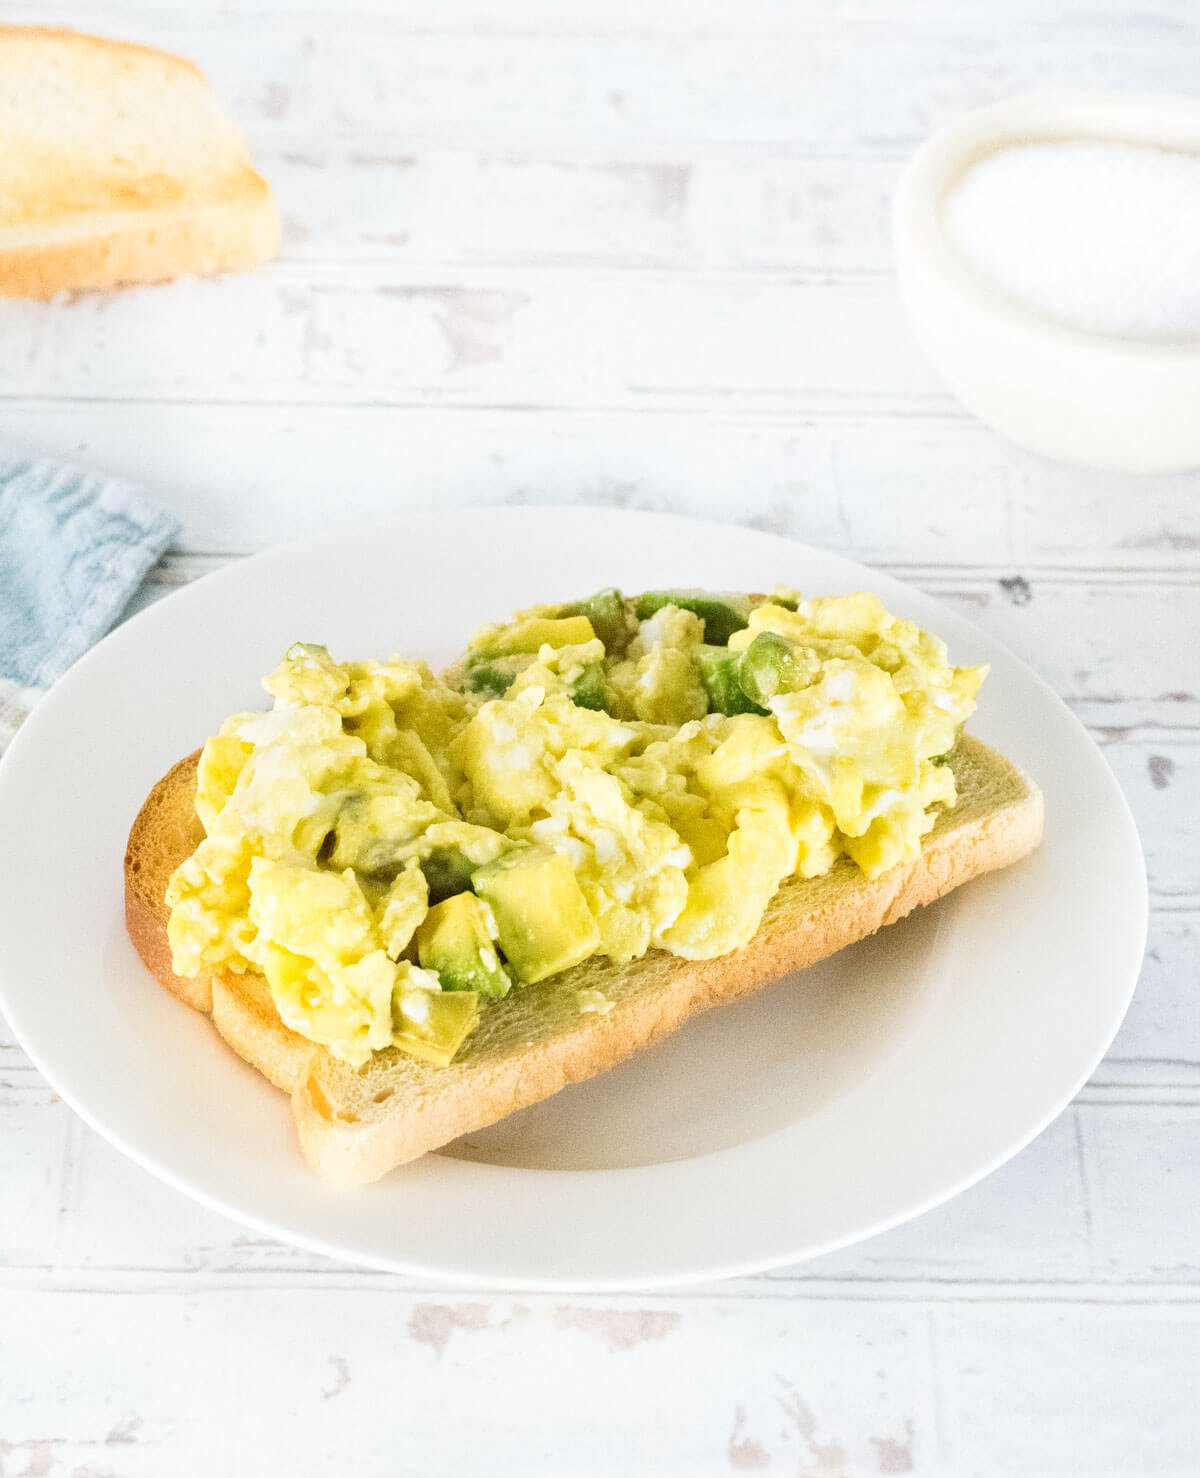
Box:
[737,631,820,708]
[464,662,516,698]
[472,847,600,983]
[391,988,480,1068]
[416,893,512,998]
[563,588,634,652]
[484,615,596,656]
[418,847,477,904]
[569,662,610,712]
[634,589,753,645]
[696,645,768,716]
[461,650,534,698]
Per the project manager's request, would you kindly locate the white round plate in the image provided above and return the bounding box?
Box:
[0,508,1145,1289]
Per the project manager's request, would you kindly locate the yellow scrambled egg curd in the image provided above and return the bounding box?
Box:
[165,588,984,1068]
[728,593,985,877]
[606,603,710,726]
[166,647,494,1067]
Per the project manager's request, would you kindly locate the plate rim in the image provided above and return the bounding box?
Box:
[0,505,1148,1290]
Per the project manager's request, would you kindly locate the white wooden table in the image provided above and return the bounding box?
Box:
[2,3,1197,1473]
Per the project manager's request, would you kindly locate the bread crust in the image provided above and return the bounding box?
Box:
[0,25,206,78]
[124,751,210,1013]
[0,187,279,300]
[125,737,1043,1183]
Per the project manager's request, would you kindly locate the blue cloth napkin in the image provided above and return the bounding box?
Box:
[0,452,179,749]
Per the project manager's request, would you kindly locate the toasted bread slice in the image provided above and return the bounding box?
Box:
[126,736,1042,1183]
[0,26,278,298]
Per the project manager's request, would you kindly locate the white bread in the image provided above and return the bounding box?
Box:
[0,26,278,298]
[126,737,1043,1184]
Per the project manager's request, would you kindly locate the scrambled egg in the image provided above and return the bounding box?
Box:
[166,589,985,1067]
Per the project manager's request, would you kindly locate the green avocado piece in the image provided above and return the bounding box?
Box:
[415,893,512,998]
[634,589,753,645]
[461,650,535,698]
[737,631,820,708]
[472,846,600,984]
[463,662,516,698]
[569,662,610,712]
[695,645,768,716]
[418,848,477,905]
[390,988,480,1068]
[562,587,634,653]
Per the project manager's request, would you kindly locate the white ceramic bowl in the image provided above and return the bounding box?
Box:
[894,91,1200,472]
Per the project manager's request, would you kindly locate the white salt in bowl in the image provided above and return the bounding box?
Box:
[894,92,1200,472]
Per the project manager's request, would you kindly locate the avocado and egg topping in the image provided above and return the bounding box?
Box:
[166,588,984,1069]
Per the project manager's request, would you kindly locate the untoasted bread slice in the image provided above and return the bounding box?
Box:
[0,26,278,298]
[126,737,1042,1183]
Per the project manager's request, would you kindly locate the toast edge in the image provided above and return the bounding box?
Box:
[124,750,212,1013]
[0,185,280,300]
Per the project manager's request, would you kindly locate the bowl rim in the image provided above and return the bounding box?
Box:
[893,89,1200,363]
